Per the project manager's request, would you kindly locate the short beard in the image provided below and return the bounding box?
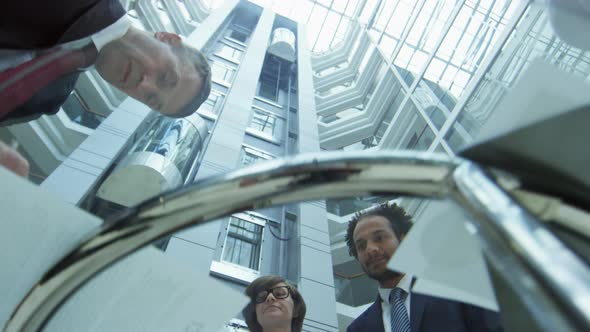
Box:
[367,268,403,283]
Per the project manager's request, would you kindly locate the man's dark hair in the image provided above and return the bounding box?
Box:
[345,202,413,258]
[242,275,307,332]
[172,44,212,118]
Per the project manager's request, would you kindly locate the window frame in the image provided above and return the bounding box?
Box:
[213,41,244,64]
[246,106,285,144]
[209,58,236,86]
[241,145,276,166]
[220,214,265,272]
[197,89,225,120]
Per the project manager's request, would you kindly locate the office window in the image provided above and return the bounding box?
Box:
[226,26,250,44]
[197,90,224,118]
[242,146,274,165]
[213,42,244,63]
[258,55,288,102]
[248,107,284,142]
[210,59,236,85]
[222,216,264,271]
[62,90,106,129]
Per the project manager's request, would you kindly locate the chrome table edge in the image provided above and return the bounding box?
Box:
[4,150,590,332]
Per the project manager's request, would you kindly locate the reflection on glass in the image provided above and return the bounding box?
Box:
[130,115,204,180]
[459,3,590,144]
[388,99,435,151]
[62,90,106,129]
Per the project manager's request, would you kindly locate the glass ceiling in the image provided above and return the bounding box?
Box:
[205,0,523,62]
[199,1,528,147]
[237,0,365,53]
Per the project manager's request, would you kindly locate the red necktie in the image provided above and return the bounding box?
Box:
[0,44,97,120]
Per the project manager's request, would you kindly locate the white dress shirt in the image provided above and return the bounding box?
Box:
[0,16,131,71]
[378,274,413,332]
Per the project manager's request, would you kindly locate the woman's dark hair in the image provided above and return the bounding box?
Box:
[242,275,307,332]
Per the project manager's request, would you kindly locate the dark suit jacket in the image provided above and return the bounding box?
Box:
[347,293,503,332]
[0,0,126,124]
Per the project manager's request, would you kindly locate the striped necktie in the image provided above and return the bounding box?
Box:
[0,44,97,120]
[390,287,410,332]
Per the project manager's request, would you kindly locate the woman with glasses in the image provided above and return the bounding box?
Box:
[242,275,307,332]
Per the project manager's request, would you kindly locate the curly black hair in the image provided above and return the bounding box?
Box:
[345,202,413,258]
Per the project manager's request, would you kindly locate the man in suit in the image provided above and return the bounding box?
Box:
[1,0,212,124]
[345,203,503,332]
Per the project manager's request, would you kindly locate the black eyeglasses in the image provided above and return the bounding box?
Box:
[254,286,291,304]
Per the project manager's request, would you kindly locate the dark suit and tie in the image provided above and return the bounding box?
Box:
[344,203,504,332]
[1,0,210,124]
[0,0,126,124]
[347,291,503,332]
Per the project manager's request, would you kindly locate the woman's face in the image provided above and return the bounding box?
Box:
[255,282,295,330]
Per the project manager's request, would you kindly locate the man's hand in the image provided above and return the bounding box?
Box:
[0,141,29,177]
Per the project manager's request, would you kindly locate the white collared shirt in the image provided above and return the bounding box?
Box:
[0,16,131,71]
[378,274,413,332]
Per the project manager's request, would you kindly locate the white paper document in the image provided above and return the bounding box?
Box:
[387,200,499,311]
[0,167,248,331]
[0,167,102,328]
[45,247,248,332]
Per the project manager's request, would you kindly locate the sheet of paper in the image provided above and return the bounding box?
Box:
[387,200,498,311]
[45,247,248,332]
[0,167,248,331]
[0,167,102,328]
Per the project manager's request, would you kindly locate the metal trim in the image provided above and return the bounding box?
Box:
[5,150,590,332]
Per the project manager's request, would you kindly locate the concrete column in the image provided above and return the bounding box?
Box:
[194,7,276,181]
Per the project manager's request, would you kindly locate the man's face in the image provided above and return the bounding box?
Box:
[353,215,403,283]
[95,30,202,116]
